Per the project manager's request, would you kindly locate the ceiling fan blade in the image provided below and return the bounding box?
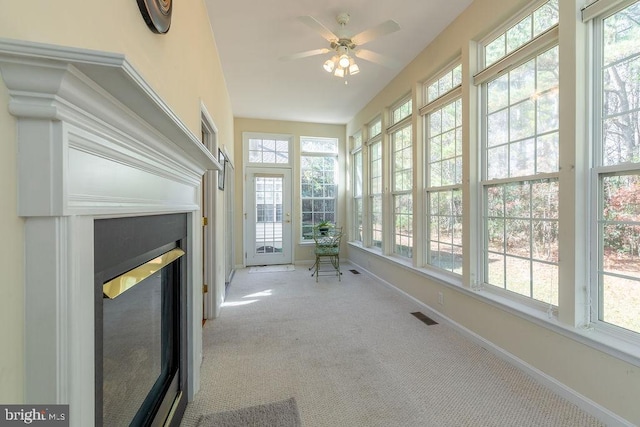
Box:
[354,49,401,68]
[351,20,400,46]
[279,48,331,61]
[298,16,339,42]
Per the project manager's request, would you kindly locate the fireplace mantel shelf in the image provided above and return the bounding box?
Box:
[0,38,220,173]
[0,37,221,217]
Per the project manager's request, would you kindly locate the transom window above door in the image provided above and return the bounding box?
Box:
[245,132,292,165]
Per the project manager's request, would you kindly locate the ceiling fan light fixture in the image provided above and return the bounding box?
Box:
[290,13,402,81]
[348,59,360,75]
[338,54,350,68]
[323,59,335,73]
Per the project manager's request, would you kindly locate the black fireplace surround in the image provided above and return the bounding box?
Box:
[94,214,188,426]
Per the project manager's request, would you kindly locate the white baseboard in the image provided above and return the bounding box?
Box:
[348,260,634,427]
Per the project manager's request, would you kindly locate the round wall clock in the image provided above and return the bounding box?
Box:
[137,0,172,34]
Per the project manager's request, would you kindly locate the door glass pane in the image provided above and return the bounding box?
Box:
[254,176,283,254]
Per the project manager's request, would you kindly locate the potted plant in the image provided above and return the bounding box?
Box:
[316,220,333,235]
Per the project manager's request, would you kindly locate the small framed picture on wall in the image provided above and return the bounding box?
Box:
[218,149,226,190]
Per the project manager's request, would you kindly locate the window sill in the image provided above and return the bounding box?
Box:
[477,288,640,369]
[347,242,640,369]
[347,242,463,288]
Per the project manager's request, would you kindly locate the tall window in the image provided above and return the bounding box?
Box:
[591,1,640,334]
[423,63,463,274]
[300,137,338,240]
[352,132,363,243]
[477,0,559,305]
[389,98,413,257]
[368,118,383,249]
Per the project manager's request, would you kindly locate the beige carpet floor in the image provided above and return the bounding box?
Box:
[180,262,604,426]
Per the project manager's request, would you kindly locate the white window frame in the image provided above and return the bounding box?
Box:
[475,0,560,308]
[388,96,413,258]
[367,117,383,250]
[587,0,640,339]
[480,0,560,70]
[299,136,339,242]
[244,132,292,167]
[422,60,464,275]
[351,131,364,243]
[425,63,462,105]
[390,97,412,126]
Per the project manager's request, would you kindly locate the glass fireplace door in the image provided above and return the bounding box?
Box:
[101,249,182,426]
[95,213,188,427]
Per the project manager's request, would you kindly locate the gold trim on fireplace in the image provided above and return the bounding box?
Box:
[103,248,185,299]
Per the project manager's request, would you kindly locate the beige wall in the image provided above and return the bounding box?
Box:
[233,118,346,266]
[346,0,640,424]
[0,0,234,402]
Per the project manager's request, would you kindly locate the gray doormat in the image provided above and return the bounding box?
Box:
[248,265,295,273]
[196,397,301,427]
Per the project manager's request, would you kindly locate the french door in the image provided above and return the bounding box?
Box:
[245,168,292,266]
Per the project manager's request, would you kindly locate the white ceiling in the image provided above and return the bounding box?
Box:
[204,0,473,125]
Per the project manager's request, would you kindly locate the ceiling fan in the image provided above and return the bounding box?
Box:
[280,12,401,78]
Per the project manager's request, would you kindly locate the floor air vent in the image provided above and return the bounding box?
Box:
[349,269,361,274]
[411,312,438,325]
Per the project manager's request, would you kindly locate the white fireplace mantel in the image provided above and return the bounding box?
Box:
[0,38,220,426]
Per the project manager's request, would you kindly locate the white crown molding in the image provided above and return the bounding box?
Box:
[0,37,221,217]
[0,38,219,170]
